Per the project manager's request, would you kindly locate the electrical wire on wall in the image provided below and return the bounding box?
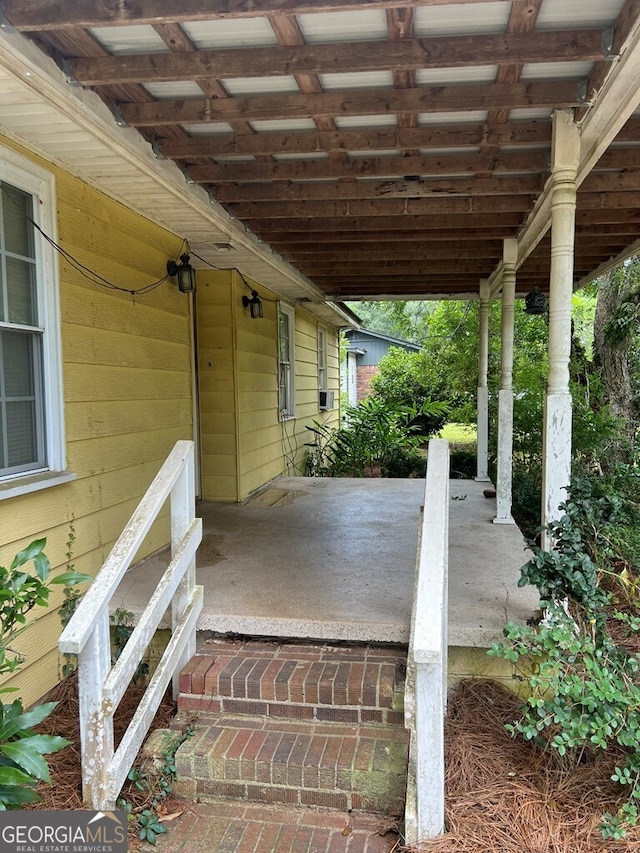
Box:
[3,183,188,298]
[280,417,305,476]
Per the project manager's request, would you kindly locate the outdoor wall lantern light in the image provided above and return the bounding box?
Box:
[242,290,264,319]
[524,288,547,315]
[167,254,197,293]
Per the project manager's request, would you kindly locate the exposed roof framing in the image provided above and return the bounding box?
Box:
[2,0,640,302]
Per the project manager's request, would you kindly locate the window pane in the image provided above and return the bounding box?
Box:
[3,331,34,396]
[2,184,34,258]
[6,400,37,467]
[279,312,290,361]
[6,257,37,325]
[1,329,43,474]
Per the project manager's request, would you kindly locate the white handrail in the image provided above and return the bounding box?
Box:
[59,440,203,809]
[404,438,450,844]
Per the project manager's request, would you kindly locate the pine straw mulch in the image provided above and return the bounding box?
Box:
[24,673,180,850]
[410,678,640,853]
[20,674,640,853]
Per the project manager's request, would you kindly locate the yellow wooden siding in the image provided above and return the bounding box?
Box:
[196,271,239,502]
[196,270,340,502]
[0,135,194,706]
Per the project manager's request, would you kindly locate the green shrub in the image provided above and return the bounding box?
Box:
[449,448,476,479]
[490,477,640,839]
[0,539,90,808]
[380,446,426,478]
[305,396,445,478]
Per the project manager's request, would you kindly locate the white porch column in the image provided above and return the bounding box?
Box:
[494,239,517,524]
[542,110,580,547]
[476,280,490,482]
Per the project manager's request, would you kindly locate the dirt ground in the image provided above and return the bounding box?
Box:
[24,676,640,853]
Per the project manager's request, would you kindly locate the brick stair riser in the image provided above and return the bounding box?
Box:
[177,693,404,726]
[173,715,408,816]
[178,645,406,719]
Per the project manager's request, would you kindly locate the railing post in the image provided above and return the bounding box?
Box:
[78,607,114,809]
[405,438,449,845]
[170,443,196,698]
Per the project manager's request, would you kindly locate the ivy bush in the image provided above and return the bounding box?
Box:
[490,474,640,839]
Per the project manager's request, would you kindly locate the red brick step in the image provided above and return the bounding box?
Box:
[151,799,398,853]
[173,712,408,815]
[178,640,406,725]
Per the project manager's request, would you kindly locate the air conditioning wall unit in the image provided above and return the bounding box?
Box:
[319,390,335,410]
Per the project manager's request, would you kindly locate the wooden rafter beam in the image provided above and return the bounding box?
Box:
[70,30,605,85]
[159,121,553,159]
[3,0,516,31]
[191,151,547,183]
[213,177,541,203]
[119,81,583,126]
[229,195,536,218]
[285,243,503,259]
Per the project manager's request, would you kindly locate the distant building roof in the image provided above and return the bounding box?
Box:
[344,327,422,351]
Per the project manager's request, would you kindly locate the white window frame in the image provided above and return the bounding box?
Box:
[278,302,295,421]
[0,145,73,500]
[317,325,328,392]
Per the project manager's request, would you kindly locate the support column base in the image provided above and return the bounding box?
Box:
[493,515,516,525]
[495,389,514,523]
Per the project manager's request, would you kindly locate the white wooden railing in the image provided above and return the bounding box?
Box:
[404,438,450,844]
[59,440,203,809]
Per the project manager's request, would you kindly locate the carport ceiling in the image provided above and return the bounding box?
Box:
[5,0,640,301]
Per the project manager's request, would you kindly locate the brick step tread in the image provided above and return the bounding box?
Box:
[173,713,408,814]
[148,799,398,853]
[178,641,406,715]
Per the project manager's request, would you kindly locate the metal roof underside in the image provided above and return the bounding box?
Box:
[2,0,640,305]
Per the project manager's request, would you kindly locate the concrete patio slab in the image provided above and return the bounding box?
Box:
[113,477,538,647]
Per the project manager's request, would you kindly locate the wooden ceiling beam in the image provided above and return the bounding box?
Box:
[1,1,534,32]
[71,30,605,85]
[250,213,525,232]
[190,150,547,183]
[229,195,534,218]
[119,81,583,126]
[266,226,521,242]
[213,176,541,202]
[160,122,553,159]
[280,241,503,257]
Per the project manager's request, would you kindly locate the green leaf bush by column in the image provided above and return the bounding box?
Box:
[0,538,91,808]
[489,476,640,840]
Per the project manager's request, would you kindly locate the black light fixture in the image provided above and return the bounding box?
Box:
[167,253,196,293]
[524,288,547,315]
[242,289,264,319]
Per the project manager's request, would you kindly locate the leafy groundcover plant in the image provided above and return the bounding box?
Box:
[490,478,640,840]
[0,539,90,808]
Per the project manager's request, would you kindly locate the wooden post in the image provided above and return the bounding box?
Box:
[78,608,114,809]
[542,110,580,548]
[476,280,490,482]
[171,443,197,698]
[494,239,517,524]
